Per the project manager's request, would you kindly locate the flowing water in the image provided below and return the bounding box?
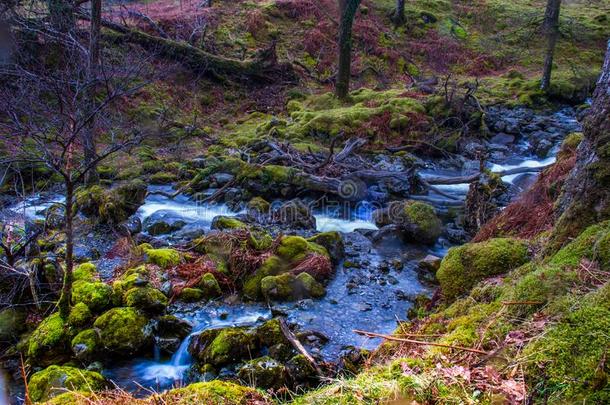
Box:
[0,369,9,405]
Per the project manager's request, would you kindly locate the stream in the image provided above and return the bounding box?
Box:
[4,106,582,399]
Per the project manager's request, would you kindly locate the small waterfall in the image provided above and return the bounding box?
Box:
[170,333,193,367]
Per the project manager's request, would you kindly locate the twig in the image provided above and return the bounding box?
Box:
[279,318,324,376]
[354,329,490,355]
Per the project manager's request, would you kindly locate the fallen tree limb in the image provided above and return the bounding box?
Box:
[280,318,323,376]
[76,11,296,82]
[354,329,490,355]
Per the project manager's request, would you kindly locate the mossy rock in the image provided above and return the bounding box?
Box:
[75,180,147,225]
[26,313,70,365]
[71,328,100,361]
[161,380,266,404]
[277,235,328,262]
[93,307,152,355]
[71,280,113,313]
[211,216,248,231]
[437,238,529,301]
[73,262,97,282]
[237,356,288,389]
[261,272,325,301]
[189,327,258,367]
[124,286,168,313]
[28,365,108,402]
[111,266,149,302]
[375,200,442,245]
[242,255,285,300]
[307,231,345,263]
[177,288,205,302]
[67,303,93,328]
[247,197,270,214]
[150,171,178,184]
[198,273,222,298]
[144,247,182,268]
[0,308,27,342]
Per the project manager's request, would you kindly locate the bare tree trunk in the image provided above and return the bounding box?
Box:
[58,181,74,319]
[84,0,101,185]
[549,40,610,251]
[540,0,561,91]
[336,0,361,100]
[392,0,406,27]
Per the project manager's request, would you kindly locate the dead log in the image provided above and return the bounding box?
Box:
[279,318,323,376]
[125,9,168,38]
[76,11,296,82]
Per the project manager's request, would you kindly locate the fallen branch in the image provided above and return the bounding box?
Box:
[425,164,552,185]
[280,318,324,376]
[354,329,490,355]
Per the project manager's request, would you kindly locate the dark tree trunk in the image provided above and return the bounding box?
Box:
[58,181,74,319]
[336,0,361,100]
[541,0,561,91]
[549,40,610,251]
[84,0,101,185]
[392,0,406,27]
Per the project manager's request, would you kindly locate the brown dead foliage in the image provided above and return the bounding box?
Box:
[291,253,333,281]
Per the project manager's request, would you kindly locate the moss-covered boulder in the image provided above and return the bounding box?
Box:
[237,356,289,389]
[75,180,147,225]
[112,267,149,302]
[160,380,267,404]
[198,273,222,298]
[0,308,27,343]
[437,238,530,301]
[67,303,93,328]
[124,286,168,313]
[71,280,113,313]
[93,307,152,355]
[26,313,70,365]
[28,365,108,402]
[144,247,182,268]
[247,197,270,214]
[261,272,325,301]
[211,216,248,231]
[189,327,258,367]
[374,200,442,245]
[177,287,205,302]
[71,328,100,361]
[307,231,345,263]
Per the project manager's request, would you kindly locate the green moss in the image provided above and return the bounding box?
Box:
[402,201,443,244]
[437,238,529,301]
[26,313,69,362]
[28,365,107,402]
[247,197,270,213]
[201,328,257,367]
[71,280,113,313]
[261,272,325,301]
[178,287,205,302]
[145,247,182,268]
[198,273,222,298]
[70,328,99,360]
[150,171,178,184]
[242,255,284,300]
[75,180,147,225]
[124,286,168,313]
[161,380,265,404]
[93,307,151,355]
[212,216,248,230]
[112,271,147,304]
[307,231,344,263]
[67,303,92,327]
[237,356,287,389]
[73,262,97,282]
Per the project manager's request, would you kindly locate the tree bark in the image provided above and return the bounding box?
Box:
[57,181,74,319]
[392,0,406,27]
[549,40,610,250]
[336,0,361,100]
[540,0,561,91]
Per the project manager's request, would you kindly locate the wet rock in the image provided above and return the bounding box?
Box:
[93,307,153,356]
[124,286,168,314]
[119,216,142,236]
[28,365,108,402]
[272,199,316,229]
[154,315,192,354]
[261,272,325,301]
[286,354,317,388]
[210,172,234,187]
[307,231,345,263]
[490,133,515,145]
[373,200,442,245]
[338,346,370,375]
[418,254,442,272]
[237,356,288,389]
[144,210,187,236]
[189,327,258,368]
[44,203,65,230]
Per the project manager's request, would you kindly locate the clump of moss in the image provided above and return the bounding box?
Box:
[198,273,222,298]
[261,272,325,301]
[307,231,345,263]
[73,262,97,282]
[211,216,248,231]
[67,302,93,327]
[0,308,26,342]
[93,307,151,355]
[150,171,178,184]
[75,180,147,225]
[247,197,270,214]
[28,365,107,402]
[237,356,288,389]
[191,327,257,367]
[161,380,267,404]
[144,247,182,268]
[374,200,442,244]
[71,328,99,361]
[71,280,113,313]
[178,287,205,302]
[437,238,530,301]
[26,313,70,364]
[124,286,168,313]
